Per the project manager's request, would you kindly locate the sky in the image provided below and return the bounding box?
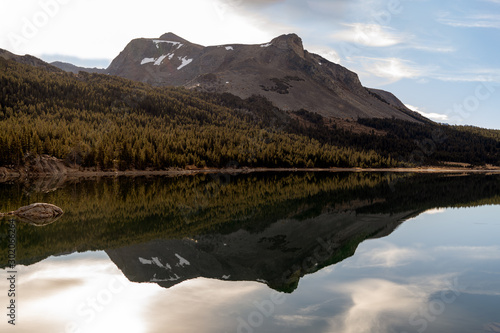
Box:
[0,0,499,129]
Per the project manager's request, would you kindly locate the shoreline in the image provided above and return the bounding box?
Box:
[2,166,500,182]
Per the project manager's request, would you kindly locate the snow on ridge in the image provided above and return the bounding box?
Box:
[177,56,193,70]
[225,46,234,51]
[153,40,183,50]
[260,42,272,48]
[150,273,181,282]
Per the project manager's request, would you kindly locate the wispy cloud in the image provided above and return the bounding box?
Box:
[431,69,500,83]
[332,23,406,47]
[434,245,500,260]
[437,14,500,29]
[357,57,432,84]
[343,241,431,268]
[308,45,342,63]
[356,55,500,84]
[407,43,456,53]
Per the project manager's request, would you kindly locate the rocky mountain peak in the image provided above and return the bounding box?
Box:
[270,33,305,58]
[159,32,190,44]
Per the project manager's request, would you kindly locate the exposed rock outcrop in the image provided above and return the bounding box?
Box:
[1,203,64,226]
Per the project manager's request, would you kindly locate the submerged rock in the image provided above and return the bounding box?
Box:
[1,203,64,226]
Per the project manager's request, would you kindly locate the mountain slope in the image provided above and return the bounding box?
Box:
[0,48,62,72]
[107,33,427,122]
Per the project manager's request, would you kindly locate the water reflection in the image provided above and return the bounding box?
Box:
[1,173,500,332]
[106,210,409,292]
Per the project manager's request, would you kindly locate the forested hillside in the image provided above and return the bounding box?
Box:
[0,58,395,169]
[1,57,499,170]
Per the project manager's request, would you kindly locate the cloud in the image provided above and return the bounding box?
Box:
[308,46,341,63]
[437,14,500,29]
[323,272,467,333]
[9,252,158,333]
[407,43,456,53]
[332,23,405,47]
[423,207,447,214]
[143,278,266,333]
[434,246,500,260]
[405,104,449,122]
[274,314,322,328]
[357,57,500,85]
[326,278,426,333]
[429,68,500,83]
[357,57,431,84]
[343,241,431,268]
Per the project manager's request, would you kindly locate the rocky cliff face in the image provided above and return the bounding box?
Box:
[107,33,426,122]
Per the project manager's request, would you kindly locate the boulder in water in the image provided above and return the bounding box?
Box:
[1,203,64,226]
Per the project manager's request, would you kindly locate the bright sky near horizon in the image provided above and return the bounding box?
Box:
[1,0,499,129]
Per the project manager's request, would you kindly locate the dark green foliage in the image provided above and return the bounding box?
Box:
[292,109,324,124]
[357,118,500,165]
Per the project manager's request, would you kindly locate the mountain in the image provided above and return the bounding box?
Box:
[0,48,61,72]
[106,210,409,292]
[107,33,427,122]
[51,61,107,74]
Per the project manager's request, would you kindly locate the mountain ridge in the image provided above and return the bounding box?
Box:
[106,32,429,122]
[0,48,62,72]
[50,61,107,74]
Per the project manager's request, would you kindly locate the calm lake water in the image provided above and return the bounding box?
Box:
[1,172,499,333]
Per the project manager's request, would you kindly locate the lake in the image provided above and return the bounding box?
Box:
[1,172,499,333]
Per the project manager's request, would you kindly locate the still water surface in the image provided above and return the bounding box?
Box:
[1,172,499,332]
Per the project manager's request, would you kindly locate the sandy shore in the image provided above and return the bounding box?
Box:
[2,166,500,182]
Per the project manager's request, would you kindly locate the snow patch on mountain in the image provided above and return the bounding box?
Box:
[154,54,168,66]
[141,54,171,66]
[177,56,193,70]
[175,253,190,267]
[153,40,183,49]
[140,58,155,65]
[139,256,172,269]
